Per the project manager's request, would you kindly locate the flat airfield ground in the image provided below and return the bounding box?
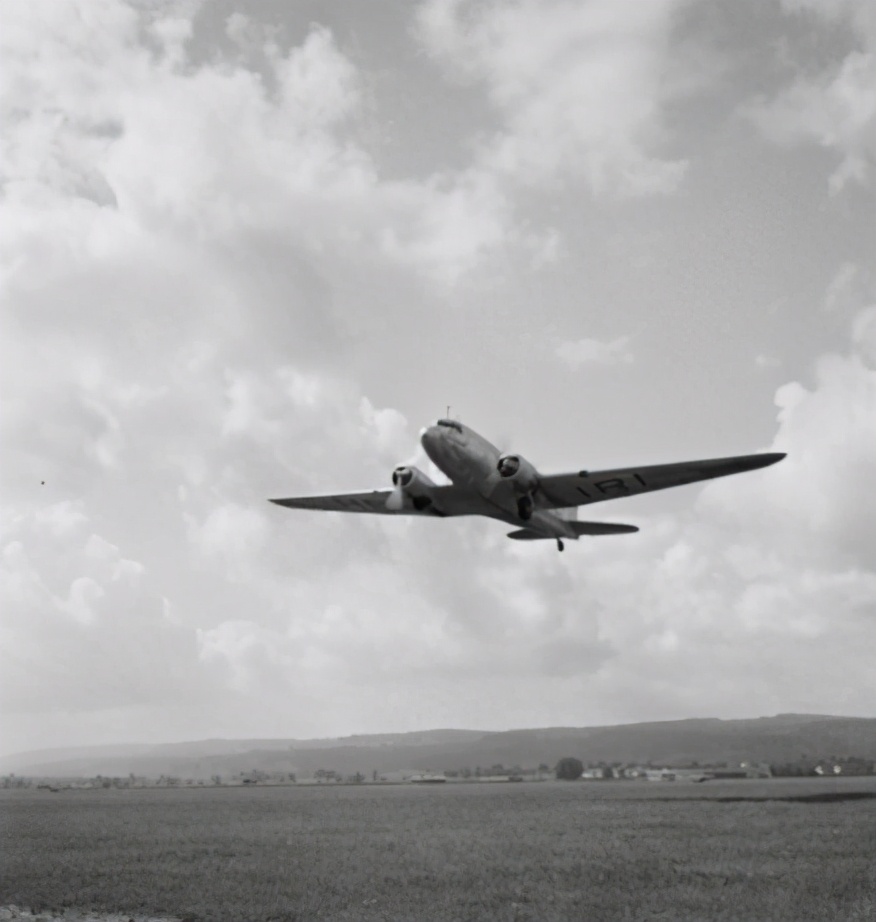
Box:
[1,777,874,922]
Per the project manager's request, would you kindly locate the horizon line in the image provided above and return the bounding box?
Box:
[3,712,869,762]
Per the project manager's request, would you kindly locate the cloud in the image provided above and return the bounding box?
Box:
[780,0,876,43]
[745,0,876,192]
[0,0,521,294]
[0,513,221,721]
[697,308,876,619]
[3,306,875,748]
[378,169,513,284]
[556,335,634,367]
[705,319,876,568]
[59,577,105,627]
[31,501,89,538]
[544,304,876,720]
[190,290,876,728]
[1,0,874,756]
[416,0,691,197]
[852,303,876,363]
[1,0,461,749]
[824,261,873,314]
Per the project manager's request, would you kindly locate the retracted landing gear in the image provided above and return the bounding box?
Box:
[517,494,534,521]
[557,538,564,552]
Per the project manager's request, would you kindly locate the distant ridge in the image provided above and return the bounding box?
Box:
[3,715,873,779]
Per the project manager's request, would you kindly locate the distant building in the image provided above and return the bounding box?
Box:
[635,763,772,781]
[644,769,677,782]
[709,764,772,780]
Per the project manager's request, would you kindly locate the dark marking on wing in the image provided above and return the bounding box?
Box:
[594,477,629,495]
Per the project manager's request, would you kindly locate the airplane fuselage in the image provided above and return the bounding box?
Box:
[420,419,500,485]
[420,419,576,540]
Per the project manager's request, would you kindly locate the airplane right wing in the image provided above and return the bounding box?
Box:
[538,453,786,509]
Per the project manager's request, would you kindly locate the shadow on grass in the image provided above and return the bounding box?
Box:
[643,791,876,804]
[714,791,876,804]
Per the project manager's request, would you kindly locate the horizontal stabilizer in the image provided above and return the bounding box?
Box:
[507,521,639,540]
[572,521,639,535]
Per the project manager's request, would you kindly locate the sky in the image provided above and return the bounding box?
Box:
[1,0,874,758]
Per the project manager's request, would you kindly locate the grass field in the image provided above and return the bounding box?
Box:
[2,777,874,922]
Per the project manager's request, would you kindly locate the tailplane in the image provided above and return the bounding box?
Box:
[506,521,639,540]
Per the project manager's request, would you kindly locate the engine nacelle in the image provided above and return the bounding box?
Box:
[496,453,539,494]
[391,465,436,492]
[389,465,437,512]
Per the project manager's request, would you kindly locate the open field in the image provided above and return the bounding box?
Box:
[2,778,874,922]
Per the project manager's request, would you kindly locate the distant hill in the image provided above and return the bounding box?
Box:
[3,715,873,780]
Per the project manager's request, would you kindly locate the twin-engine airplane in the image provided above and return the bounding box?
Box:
[270,420,785,551]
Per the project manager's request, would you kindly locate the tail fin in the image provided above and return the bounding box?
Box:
[507,521,638,540]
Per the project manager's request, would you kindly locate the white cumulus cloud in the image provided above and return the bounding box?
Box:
[416,0,691,197]
[746,0,876,192]
[556,335,634,367]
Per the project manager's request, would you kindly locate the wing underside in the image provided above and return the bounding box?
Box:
[269,484,488,517]
[271,491,408,514]
[537,452,785,510]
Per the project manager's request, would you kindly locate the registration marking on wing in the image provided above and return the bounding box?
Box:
[575,472,647,500]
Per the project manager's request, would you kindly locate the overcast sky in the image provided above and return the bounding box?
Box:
[2,0,874,758]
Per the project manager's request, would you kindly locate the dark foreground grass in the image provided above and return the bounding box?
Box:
[2,778,874,922]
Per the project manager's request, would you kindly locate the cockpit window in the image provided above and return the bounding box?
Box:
[437,418,463,432]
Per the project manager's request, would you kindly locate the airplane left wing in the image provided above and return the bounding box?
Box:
[270,484,486,517]
[271,490,429,515]
[537,452,785,510]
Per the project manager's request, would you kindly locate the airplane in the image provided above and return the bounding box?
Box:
[270,419,785,551]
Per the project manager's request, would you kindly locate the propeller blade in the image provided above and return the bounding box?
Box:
[385,487,405,511]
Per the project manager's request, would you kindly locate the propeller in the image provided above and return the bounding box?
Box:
[498,456,521,477]
[386,466,413,511]
[386,488,404,511]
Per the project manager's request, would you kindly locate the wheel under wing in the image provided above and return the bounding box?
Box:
[537,452,786,510]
